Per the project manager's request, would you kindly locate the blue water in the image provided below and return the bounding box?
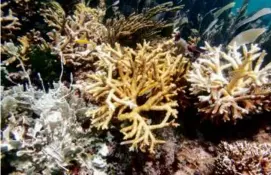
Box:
[233,0,271,14]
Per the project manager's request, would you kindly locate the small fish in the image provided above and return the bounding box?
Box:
[112,0,119,6]
[75,38,96,50]
[75,39,92,45]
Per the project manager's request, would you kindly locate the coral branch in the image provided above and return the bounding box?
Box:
[1,2,21,40]
[187,42,271,122]
[81,39,189,153]
[106,2,183,46]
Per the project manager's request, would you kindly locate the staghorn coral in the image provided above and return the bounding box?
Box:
[80,39,189,153]
[43,2,107,79]
[214,141,271,175]
[0,2,21,40]
[1,82,110,174]
[187,42,271,123]
[106,2,183,46]
[41,1,66,31]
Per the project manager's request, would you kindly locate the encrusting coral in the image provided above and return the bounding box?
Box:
[187,42,271,122]
[214,141,271,175]
[106,2,183,46]
[79,39,189,153]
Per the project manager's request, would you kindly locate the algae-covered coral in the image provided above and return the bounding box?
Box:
[1,0,271,174]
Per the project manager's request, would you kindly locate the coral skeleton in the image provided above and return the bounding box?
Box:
[187,42,271,122]
[80,39,189,153]
[214,141,271,175]
[1,83,110,174]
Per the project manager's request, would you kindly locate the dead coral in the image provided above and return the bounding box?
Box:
[106,2,183,46]
[80,39,189,153]
[0,2,21,40]
[0,83,109,174]
[214,141,271,175]
[187,42,271,123]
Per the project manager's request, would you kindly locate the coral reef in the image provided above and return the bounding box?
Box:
[1,82,110,174]
[214,141,271,175]
[80,39,189,153]
[43,2,107,65]
[187,42,271,122]
[1,0,271,174]
[40,2,108,81]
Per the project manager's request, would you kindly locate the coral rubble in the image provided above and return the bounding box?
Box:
[187,42,271,122]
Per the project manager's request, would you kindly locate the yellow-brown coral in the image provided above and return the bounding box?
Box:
[1,2,21,40]
[106,2,183,46]
[81,39,189,153]
[43,2,107,66]
[187,42,271,122]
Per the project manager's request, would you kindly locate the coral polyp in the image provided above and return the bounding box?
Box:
[187,42,271,122]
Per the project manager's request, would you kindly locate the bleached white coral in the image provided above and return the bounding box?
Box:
[1,83,110,174]
[187,42,271,122]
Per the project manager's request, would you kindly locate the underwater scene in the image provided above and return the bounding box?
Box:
[1,0,271,174]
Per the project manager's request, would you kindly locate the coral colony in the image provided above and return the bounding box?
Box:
[1,0,271,174]
[187,42,271,122]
